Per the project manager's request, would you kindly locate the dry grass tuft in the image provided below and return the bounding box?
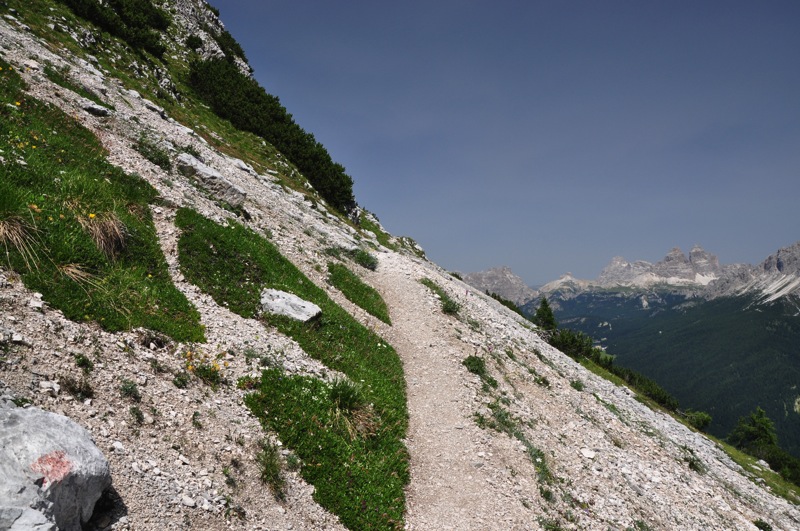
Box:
[57,263,101,290]
[79,212,128,259]
[0,216,39,270]
[333,403,378,440]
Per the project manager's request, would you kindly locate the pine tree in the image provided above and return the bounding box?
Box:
[533,297,557,331]
[728,407,778,455]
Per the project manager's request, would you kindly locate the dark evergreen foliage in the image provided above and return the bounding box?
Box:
[532,297,557,331]
[56,0,171,58]
[185,34,203,50]
[487,291,524,316]
[210,27,247,62]
[549,293,800,457]
[728,407,800,487]
[729,407,778,451]
[188,59,356,214]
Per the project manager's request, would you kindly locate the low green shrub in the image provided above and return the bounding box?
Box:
[420,278,460,316]
[61,375,94,400]
[188,59,355,214]
[351,248,378,271]
[135,134,171,171]
[56,0,171,58]
[74,353,94,374]
[753,519,773,531]
[684,409,712,431]
[185,34,202,50]
[172,371,190,388]
[130,405,144,424]
[463,355,498,389]
[120,379,141,402]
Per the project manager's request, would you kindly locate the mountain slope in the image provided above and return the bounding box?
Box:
[1,2,799,530]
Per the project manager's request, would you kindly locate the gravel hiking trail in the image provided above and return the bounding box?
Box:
[374,253,532,530]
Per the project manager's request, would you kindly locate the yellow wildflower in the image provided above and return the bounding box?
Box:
[88,213,96,219]
[15,101,20,106]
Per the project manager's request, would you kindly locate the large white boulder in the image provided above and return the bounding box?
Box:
[260,289,322,322]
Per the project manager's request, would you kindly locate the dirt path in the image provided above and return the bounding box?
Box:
[373,253,531,530]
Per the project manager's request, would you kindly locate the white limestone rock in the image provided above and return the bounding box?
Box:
[260,289,322,322]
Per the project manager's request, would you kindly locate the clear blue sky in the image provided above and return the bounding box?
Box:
[210,1,800,286]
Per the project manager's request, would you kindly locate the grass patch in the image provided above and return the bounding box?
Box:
[358,212,396,250]
[256,438,286,500]
[327,262,390,324]
[246,371,405,527]
[463,355,498,389]
[420,278,460,315]
[325,246,378,271]
[135,133,172,171]
[0,58,203,342]
[706,434,800,504]
[175,208,408,529]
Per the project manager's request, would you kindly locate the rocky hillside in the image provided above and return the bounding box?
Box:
[1,1,799,530]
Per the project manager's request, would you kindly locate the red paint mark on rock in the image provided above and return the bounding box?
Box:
[30,450,72,486]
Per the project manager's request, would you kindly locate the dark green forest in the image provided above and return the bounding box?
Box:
[548,292,800,457]
[188,59,356,215]
[57,0,171,57]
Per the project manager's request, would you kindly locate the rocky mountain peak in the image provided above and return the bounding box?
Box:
[762,241,800,275]
[654,247,694,279]
[462,266,537,306]
[689,245,721,276]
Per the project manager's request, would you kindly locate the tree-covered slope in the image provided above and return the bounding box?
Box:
[555,292,800,456]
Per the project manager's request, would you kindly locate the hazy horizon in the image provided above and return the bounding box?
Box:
[211,1,800,286]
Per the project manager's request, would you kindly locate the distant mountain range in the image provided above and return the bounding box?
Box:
[465,240,800,456]
[466,241,800,307]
